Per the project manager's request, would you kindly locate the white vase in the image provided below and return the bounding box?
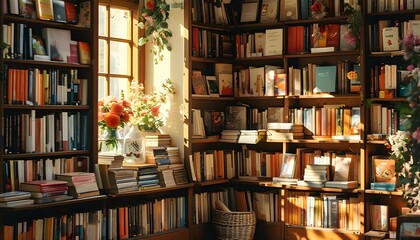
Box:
[123,125,145,164]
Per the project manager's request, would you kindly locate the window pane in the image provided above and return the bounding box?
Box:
[98,76,107,99]
[110,8,131,39]
[110,77,130,98]
[110,41,131,75]
[98,5,108,37]
[98,39,108,73]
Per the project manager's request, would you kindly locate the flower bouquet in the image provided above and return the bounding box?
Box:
[98,96,132,152]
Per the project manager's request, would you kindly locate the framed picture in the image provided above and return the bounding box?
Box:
[240,1,259,23]
[191,71,208,95]
[373,157,396,184]
[279,153,297,179]
[397,215,420,239]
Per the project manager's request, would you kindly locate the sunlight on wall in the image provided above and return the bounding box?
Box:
[145,7,185,159]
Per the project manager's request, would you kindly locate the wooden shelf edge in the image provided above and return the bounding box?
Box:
[3,150,91,159]
[193,178,230,187]
[107,183,194,198]
[285,224,362,234]
[134,227,189,240]
[364,189,403,196]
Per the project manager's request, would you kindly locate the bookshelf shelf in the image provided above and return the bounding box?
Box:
[0,195,107,212]
[2,150,91,159]
[107,183,194,198]
[282,16,350,26]
[285,51,360,58]
[3,15,92,32]
[3,58,92,68]
[3,105,90,110]
[193,178,229,187]
[133,228,190,240]
[364,189,404,196]
[191,56,233,63]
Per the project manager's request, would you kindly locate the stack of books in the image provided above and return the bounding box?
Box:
[297,164,330,188]
[158,169,177,187]
[153,147,171,167]
[237,130,266,144]
[266,123,304,141]
[219,130,240,143]
[20,180,72,204]
[144,133,171,163]
[98,152,125,168]
[173,168,189,185]
[55,172,100,198]
[137,164,161,189]
[108,168,138,194]
[167,146,182,164]
[0,191,34,207]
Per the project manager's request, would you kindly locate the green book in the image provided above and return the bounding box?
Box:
[314,65,337,93]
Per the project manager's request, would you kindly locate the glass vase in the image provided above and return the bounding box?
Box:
[123,125,145,164]
[100,128,122,153]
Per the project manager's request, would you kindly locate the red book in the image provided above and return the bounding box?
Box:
[326,24,340,49]
[192,27,199,56]
[65,1,77,24]
[287,26,297,54]
[20,180,68,193]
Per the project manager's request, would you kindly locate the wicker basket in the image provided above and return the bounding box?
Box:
[212,209,256,240]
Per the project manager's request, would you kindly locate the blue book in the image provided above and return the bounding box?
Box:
[314,65,337,93]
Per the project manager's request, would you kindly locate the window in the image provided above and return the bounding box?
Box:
[98,1,141,99]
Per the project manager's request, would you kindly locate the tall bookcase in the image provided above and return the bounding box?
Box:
[0,0,103,238]
[184,0,419,239]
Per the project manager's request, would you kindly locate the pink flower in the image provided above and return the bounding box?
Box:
[413,128,420,144]
[407,64,415,71]
[343,31,358,46]
[151,105,160,116]
[140,110,148,116]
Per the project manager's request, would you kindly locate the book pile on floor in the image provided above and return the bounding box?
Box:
[0,191,34,207]
[55,172,100,198]
[20,180,73,204]
[107,168,138,194]
[144,133,171,163]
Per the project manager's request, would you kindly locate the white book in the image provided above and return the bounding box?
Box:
[382,27,399,51]
[264,28,283,56]
[249,67,265,96]
[254,32,266,55]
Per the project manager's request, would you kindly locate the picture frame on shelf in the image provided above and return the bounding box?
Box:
[191,70,208,96]
[279,153,297,179]
[206,75,219,97]
[397,215,420,239]
[239,1,259,23]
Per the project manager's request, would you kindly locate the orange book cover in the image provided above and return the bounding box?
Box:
[64,1,77,24]
[343,108,351,135]
[35,0,54,20]
[7,68,14,104]
[287,26,297,54]
[23,69,28,104]
[326,24,340,48]
[77,41,91,64]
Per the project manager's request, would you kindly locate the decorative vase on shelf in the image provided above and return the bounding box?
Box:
[100,128,122,154]
[123,125,145,164]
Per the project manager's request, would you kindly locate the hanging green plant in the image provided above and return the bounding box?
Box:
[138,0,172,64]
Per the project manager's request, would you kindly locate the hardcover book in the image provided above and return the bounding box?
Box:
[18,0,36,18]
[259,0,278,23]
[35,0,54,20]
[64,1,77,24]
[205,75,219,97]
[382,27,399,51]
[52,0,66,22]
[191,71,208,95]
[78,41,91,64]
[42,28,72,62]
[264,28,283,56]
[314,65,337,93]
[279,0,298,21]
[77,1,91,28]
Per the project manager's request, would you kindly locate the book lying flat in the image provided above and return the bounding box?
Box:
[0,191,31,202]
[0,199,34,207]
[324,181,359,189]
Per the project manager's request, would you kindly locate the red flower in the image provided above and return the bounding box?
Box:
[105,113,121,128]
[110,102,124,116]
[146,0,155,11]
[311,1,322,11]
[122,112,131,123]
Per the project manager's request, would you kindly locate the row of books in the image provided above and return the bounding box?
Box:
[3,111,88,154]
[370,103,403,135]
[368,19,419,53]
[4,0,90,26]
[5,68,87,106]
[3,24,91,64]
[369,64,413,99]
[108,197,186,238]
[3,157,89,192]
[2,210,105,239]
[193,188,281,224]
[367,0,420,13]
[191,28,234,58]
[286,191,361,230]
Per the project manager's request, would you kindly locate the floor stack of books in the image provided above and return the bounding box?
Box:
[0,191,34,207]
[20,180,72,204]
[55,172,100,198]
